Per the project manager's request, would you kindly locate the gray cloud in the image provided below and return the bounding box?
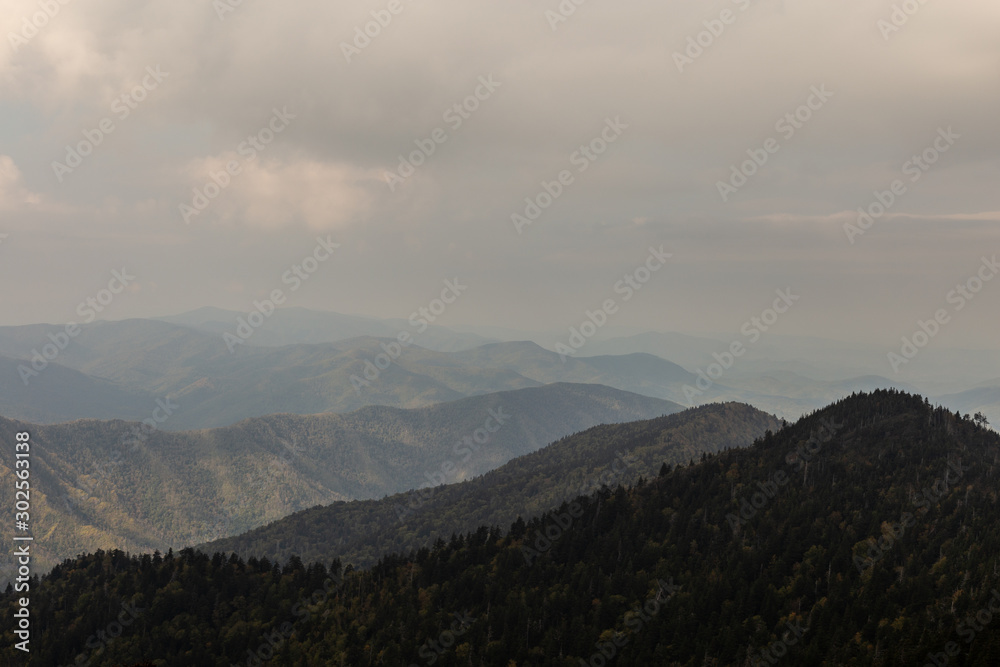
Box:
[1,0,998,348]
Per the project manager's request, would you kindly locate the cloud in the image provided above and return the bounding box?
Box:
[179,153,381,230]
[0,155,40,210]
[1,0,999,347]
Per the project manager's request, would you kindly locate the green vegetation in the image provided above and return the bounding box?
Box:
[0,383,682,576]
[4,391,1000,665]
[201,401,778,568]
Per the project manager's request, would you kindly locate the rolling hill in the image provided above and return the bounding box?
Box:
[4,316,993,432]
[199,402,781,568]
[0,383,682,576]
[155,305,497,352]
[0,320,711,429]
[7,391,1000,665]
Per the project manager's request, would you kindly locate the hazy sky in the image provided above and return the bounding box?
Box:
[1,0,998,348]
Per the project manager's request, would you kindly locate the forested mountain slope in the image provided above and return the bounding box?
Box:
[0,383,680,576]
[5,391,1000,665]
[200,402,779,568]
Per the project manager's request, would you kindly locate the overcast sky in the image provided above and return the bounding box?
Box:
[1,0,998,349]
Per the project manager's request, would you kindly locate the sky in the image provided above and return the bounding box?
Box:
[1,0,999,349]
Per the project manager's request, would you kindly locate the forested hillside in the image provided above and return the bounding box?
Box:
[0,383,681,576]
[4,391,1000,665]
[201,402,779,567]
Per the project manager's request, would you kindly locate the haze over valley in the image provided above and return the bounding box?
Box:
[2,0,999,663]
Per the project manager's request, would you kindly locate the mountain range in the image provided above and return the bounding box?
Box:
[0,382,682,577]
[7,312,994,431]
[199,401,780,568]
[6,391,1000,665]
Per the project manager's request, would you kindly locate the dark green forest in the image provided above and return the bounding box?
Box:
[4,391,1000,666]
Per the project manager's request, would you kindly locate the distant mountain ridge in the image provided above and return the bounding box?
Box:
[0,320,708,429]
[0,382,682,576]
[2,314,996,430]
[155,305,497,351]
[200,401,781,568]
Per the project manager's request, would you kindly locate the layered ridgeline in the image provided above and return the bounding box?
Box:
[4,317,965,430]
[0,319,712,429]
[200,402,780,567]
[4,315,997,430]
[155,305,497,351]
[0,354,155,425]
[0,383,681,577]
[5,392,1000,665]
